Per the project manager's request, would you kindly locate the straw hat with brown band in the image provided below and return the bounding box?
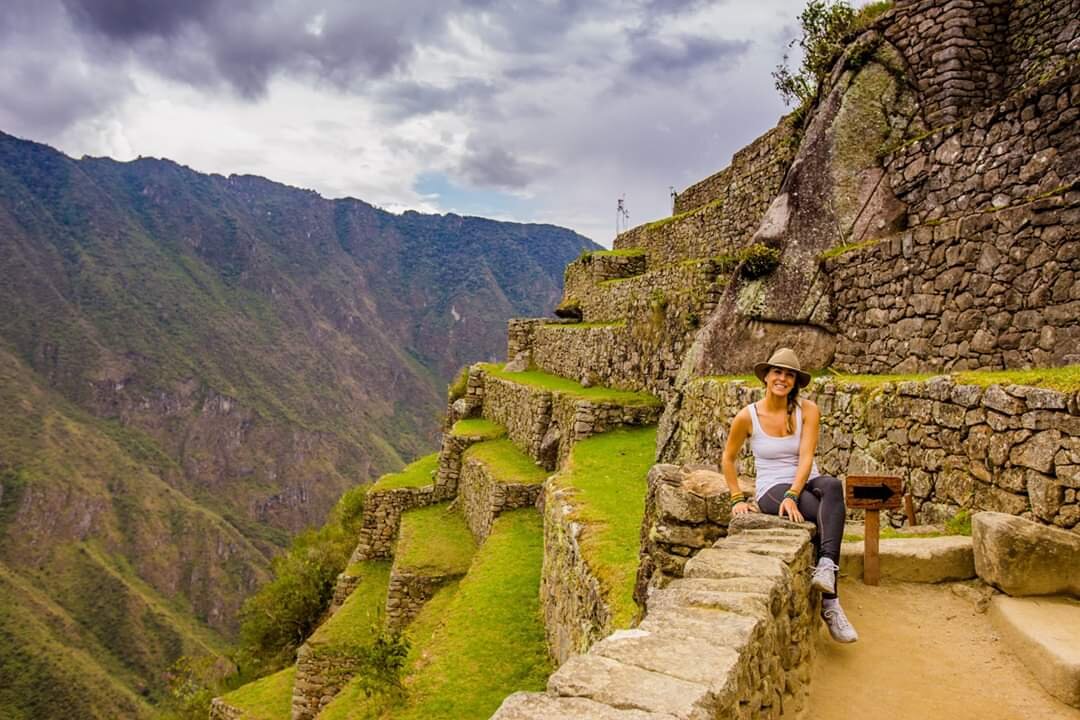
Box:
[753,348,811,389]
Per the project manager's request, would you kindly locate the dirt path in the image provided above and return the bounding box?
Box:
[803,579,1080,719]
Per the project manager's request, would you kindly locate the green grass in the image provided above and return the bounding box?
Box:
[395,505,476,576]
[449,418,507,439]
[464,440,549,486]
[218,666,296,720]
[480,364,660,407]
[588,249,645,258]
[955,366,1080,393]
[320,580,462,720]
[386,509,551,720]
[309,560,392,646]
[370,453,440,492]
[553,426,657,628]
[820,237,882,260]
[822,371,937,387]
[539,321,626,329]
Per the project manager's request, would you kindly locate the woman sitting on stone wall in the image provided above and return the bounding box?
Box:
[722,348,858,643]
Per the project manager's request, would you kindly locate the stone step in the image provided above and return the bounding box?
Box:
[492,691,675,719]
[473,363,661,470]
[989,595,1080,708]
[460,438,548,542]
[839,536,975,583]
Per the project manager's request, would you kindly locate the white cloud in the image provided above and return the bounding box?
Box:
[1,0,804,245]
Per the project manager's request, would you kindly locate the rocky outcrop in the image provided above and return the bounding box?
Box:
[973,512,1080,597]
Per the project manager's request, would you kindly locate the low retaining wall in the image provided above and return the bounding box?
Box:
[208,699,243,720]
[480,370,661,469]
[492,513,818,719]
[291,643,366,720]
[329,571,364,612]
[384,568,458,631]
[350,484,437,562]
[635,464,734,606]
[670,376,1080,529]
[459,454,544,543]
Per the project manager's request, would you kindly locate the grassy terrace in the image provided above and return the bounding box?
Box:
[395,504,476,576]
[479,363,660,407]
[449,418,506,439]
[464,439,549,486]
[539,320,627,329]
[309,560,391,646]
[319,580,462,720]
[218,666,295,720]
[697,365,1080,393]
[370,453,439,492]
[387,509,551,720]
[553,426,657,628]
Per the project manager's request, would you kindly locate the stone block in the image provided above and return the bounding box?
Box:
[972,512,1080,597]
[548,654,716,719]
[989,596,1080,708]
[491,692,676,720]
[840,536,975,583]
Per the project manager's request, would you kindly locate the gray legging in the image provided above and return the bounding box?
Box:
[757,475,845,599]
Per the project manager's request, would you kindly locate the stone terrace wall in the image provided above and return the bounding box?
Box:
[828,60,1079,374]
[384,568,457,631]
[573,258,725,325]
[539,477,615,666]
[459,453,544,543]
[1005,0,1080,93]
[480,370,662,470]
[292,644,366,720]
[882,0,1010,127]
[674,119,797,244]
[613,198,739,267]
[884,66,1077,226]
[563,252,647,304]
[829,197,1080,373]
[350,485,437,562]
[493,514,819,719]
[672,377,1080,530]
[208,699,243,720]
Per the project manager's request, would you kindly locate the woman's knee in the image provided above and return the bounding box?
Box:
[816,475,843,496]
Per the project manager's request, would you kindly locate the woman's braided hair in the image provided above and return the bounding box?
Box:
[786,383,800,435]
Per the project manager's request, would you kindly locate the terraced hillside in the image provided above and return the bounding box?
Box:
[213,0,1078,717]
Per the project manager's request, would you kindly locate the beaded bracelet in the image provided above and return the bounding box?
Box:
[729,492,746,507]
[783,489,799,502]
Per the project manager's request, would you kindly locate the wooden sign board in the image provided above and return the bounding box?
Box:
[845,475,903,511]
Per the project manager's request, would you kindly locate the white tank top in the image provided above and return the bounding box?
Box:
[747,402,819,501]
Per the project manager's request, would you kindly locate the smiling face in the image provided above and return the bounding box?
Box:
[764,366,797,398]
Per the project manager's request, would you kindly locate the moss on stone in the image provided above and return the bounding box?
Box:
[554,426,657,628]
[737,243,782,279]
[464,439,549,486]
[219,666,297,720]
[446,367,469,402]
[590,249,646,258]
[449,418,507,440]
[644,197,723,231]
[395,504,476,576]
[540,320,626,330]
[819,237,882,260]
[954,366,1080,393]
[479,364,661,407]
[370,453,440,492]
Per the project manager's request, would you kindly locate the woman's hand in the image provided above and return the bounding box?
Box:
[779,497,804,523]
[732,500,754,515]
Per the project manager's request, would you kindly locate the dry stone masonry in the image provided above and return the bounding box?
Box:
[671,376,1080,530]
[459,452,545,543]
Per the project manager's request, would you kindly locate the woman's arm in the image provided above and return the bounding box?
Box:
[779,399,820,522]
[722,408,754,514]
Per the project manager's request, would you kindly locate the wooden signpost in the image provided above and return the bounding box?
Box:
[845,475,903,585]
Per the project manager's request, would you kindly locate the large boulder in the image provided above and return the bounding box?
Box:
[972,512,1080,598]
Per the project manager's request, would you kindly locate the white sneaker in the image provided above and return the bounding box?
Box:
[811,557,839,594]
[822,602,859,643]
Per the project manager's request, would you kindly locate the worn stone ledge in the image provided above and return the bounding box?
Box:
[840,535,976,582]
[496,514,817,719]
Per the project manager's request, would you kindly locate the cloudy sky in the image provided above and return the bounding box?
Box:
[1,0,805,244]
